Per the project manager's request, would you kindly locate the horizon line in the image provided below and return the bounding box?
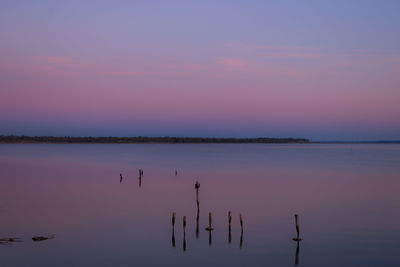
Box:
[1,135,400,144]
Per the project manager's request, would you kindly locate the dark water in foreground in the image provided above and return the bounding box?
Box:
[0,144,400,266]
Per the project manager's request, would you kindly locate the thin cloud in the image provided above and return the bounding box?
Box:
[218,58,247,67]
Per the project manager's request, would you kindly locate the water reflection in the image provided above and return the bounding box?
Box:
[195,207,199,239]
[228,211,232,244]
[292,214,302,265]
[183,216,187,252]
[240,229,243,249]
[294,241,300,265]
[205,212,214,247]
[2,144,400,266]
[239,214,243,249]
[171,212,176,248]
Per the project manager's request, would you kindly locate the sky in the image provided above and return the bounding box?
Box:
[1,0,399,141]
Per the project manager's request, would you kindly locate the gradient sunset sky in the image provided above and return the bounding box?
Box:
[1,0,399,141]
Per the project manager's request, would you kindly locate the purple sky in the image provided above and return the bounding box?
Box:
[1,0,399,141]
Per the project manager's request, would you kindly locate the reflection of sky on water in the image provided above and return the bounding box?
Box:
[0,144,400,266]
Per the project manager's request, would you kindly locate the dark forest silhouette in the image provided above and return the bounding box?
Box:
[0,135,309,144]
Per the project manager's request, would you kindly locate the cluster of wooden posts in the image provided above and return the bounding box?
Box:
[171,209,246,251]
[120,168,302,263]
[171,180,303,253]
[120,168,144,187]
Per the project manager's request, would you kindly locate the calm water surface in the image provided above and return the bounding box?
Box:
[1,144,400,266]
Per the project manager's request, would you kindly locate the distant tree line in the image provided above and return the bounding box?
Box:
[0,135,310,144]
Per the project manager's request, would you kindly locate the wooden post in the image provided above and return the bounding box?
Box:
[205,212,214,231]
[228,211,232,230]
[207,213,213,246]
[172,212,176,228]
[194,181,200,238]
[183,216,187,234]
[292,214,302,241]
[195,181,200,208]
[239,214,243,232]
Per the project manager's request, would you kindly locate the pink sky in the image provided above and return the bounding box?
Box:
[1,1,399,140]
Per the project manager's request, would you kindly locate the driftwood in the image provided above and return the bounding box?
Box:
[0,237,23,245]
[32,235,55,242]
[0,237,23,242]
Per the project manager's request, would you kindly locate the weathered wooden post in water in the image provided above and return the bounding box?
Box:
[195,181,200,208]
[239,214,243,232]
[205,212,214,231]
[172,212,176,229]
[292,214,302,241]
[138,169,143,188]
[229,211,232,230]
[195,181,201,239]
[183,216,187,235]
[205,212,214,246]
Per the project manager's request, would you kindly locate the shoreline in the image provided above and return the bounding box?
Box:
[1,136,399,144]
[0,136,309,144]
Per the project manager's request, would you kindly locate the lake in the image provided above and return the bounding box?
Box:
[1,144,400,266]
